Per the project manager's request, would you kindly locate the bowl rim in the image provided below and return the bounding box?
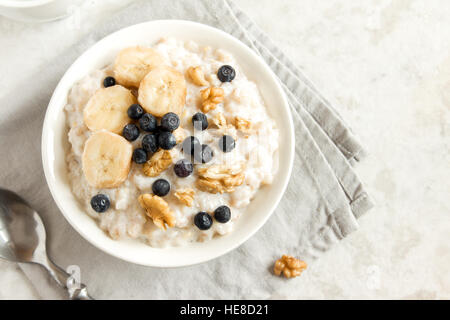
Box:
[41,19,295,267]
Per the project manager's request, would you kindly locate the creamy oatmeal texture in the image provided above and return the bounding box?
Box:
[65,38,279,247]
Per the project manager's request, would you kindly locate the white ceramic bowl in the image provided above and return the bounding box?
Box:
[0,0,80,22]
[42,20,294,267]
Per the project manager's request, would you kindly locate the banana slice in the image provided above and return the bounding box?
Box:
[83,85,136,134]
[138,66,186,117]
[82,130,132,189]
[114,46,165,88]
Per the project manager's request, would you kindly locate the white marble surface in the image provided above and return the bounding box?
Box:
[0,0,448,299]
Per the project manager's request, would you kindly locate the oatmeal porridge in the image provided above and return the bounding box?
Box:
[65,38,279,247]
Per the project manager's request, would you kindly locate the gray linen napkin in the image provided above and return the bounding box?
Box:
[0,0,373,299]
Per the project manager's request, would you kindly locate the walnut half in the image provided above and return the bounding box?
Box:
[187,66,209,86]
[212,112,228,129]
[138,194,175,230]
[143,149,172,177]
[200,87,224,113]
[196,163,245,194]
[211,112,236,138]
[234,116,252,132]
[174,188,195,207]
[273,255,307,279]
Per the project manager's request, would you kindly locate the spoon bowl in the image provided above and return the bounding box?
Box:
[0,189,46,263]
[0,188,92,299]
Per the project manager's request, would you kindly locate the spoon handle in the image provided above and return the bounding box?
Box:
[43,257,93,300]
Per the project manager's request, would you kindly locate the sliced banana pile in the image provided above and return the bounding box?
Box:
[81,46,187,191]
[77,43,242,235]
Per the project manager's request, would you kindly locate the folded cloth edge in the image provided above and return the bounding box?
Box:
[224,0,366,163]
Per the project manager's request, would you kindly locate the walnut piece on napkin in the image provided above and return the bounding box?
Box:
[273,255,307,279]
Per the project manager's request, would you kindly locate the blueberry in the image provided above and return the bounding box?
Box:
[152,125,164,143]
[192,112,208,131]
[217,65,236,82]
[219,135,236,152]
[161,112,180,132]
[174,159,194,178]
[139,113,157,132]
[152,179,170,197]
[154,125,166,135]
[194,212,213,230]
[122,123,140,141]
[214,206,231,223]
[142,134,158,153]
[182,136,201,156]
[194,144,214,163]
[90,194,110,213]
[127,104,144,120]
[158,131,177,150]
[103,76,116,87]
[132,148,148,164]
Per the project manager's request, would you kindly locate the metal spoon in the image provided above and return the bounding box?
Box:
[0,188,92,300]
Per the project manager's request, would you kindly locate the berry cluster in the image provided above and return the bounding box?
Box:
[91,71,237,229]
